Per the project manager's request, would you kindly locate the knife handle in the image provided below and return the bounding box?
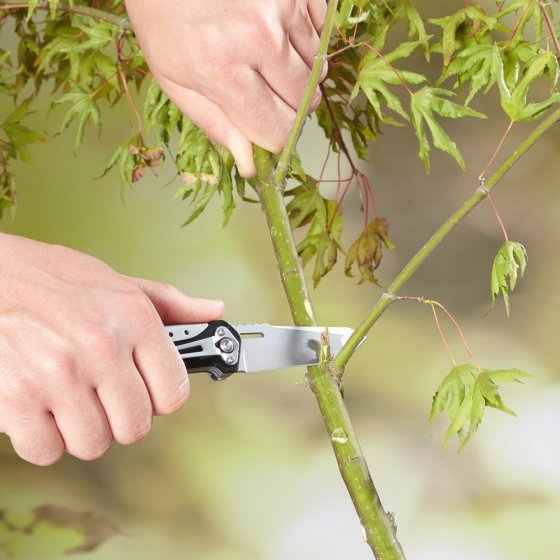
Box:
[165,320,241,381]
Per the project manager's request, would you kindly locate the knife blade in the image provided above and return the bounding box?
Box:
[165,320,355,381]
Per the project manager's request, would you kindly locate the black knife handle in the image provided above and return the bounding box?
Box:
[165,320,241,381]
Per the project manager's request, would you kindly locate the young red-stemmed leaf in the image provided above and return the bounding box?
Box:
[490,240,528,316]
[344,218,396,285]
[430,364,531,450]
[410,86,486,172]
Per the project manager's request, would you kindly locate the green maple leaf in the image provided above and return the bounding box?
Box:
[351,39,427,122]
[287,177,343,286]
[490,240,528,316]
[493,46,560,122]
[430,364,531,450]
[440,43,498,104]
[50,89,101,153]
[1,98,45,162]
[297,201,343,288]
[410,86,486,171]
[429,6,499,66]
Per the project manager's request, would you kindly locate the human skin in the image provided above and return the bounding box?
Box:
[0,233,224,465]
[125,0,328,177]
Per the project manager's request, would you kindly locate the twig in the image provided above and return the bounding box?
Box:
[334,107,560,370]
[0,0,132,30]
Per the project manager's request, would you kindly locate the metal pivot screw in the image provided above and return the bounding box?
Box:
[216,327,226,337]
[225,355,235,365]
[219,338,235,353]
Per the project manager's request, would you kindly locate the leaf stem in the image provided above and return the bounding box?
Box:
[0,0,132,30]
[486,192,509,243]
[334,107,560,370]
[539,1,560,58]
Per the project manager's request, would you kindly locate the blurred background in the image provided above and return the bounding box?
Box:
[1,4,560,559]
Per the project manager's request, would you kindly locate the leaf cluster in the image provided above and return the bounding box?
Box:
[430,363,531,450]
[490,240,528,316]
[0,0,558,289]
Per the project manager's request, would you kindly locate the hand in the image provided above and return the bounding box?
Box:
[0,233,224,465]
[125,0,328,177]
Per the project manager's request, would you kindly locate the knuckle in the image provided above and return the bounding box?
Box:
[116,421,152,446]
[266,117,294,153]
[80,323,120,363]
[127,291,158,325]
[28,448,64,467]
[155,376,190,416]
[72,440,112,462]
[246,15,278,49]
[12,434,65,466]
[0,373,34,410]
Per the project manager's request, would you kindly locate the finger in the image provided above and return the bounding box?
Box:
[308,0,328,35]
[51,389,112,461]
[155,77,257,178]
[132,329,190,416]
[259,42,321,113]
[287,9,320,70]
[124,276,225,325]
[7,412,65,466]
[206,67,297,154]
[95,364,153,446]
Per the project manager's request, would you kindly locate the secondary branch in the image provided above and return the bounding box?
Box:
[0,1,132,30]
[335,107,560,369]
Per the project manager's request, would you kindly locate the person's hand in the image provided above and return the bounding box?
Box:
[0,233,224,465]
[125,0,328,178]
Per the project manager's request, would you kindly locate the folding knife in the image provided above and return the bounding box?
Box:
[165,320,354,381]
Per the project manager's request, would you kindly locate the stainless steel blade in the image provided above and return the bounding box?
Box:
[234,324,355,373]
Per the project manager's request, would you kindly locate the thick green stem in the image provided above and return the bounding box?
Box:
[0,1,132,29]
[254,3,405,556]
[255,151,405,559]
[335,107,560,370]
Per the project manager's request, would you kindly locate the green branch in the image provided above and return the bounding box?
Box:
[0,1,132,30]
[272,0,338,189]
[254,2,406,557]
[334,107,560,370]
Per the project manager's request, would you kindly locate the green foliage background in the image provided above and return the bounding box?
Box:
[1,0,560,558]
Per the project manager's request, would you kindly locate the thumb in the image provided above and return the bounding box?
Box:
[125,276,225,325]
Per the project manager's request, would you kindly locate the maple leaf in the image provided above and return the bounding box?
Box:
[430,364,531,450]
[344,217,396,285]
[493,46,560,122]
[410,86,486,171]
[440,43,498,104]
[50,89,101,153]
[351,39,427,122]
[1,98,45,162]
[490,240,528,316]
[287,177,344,286]
[428,6,499,67]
